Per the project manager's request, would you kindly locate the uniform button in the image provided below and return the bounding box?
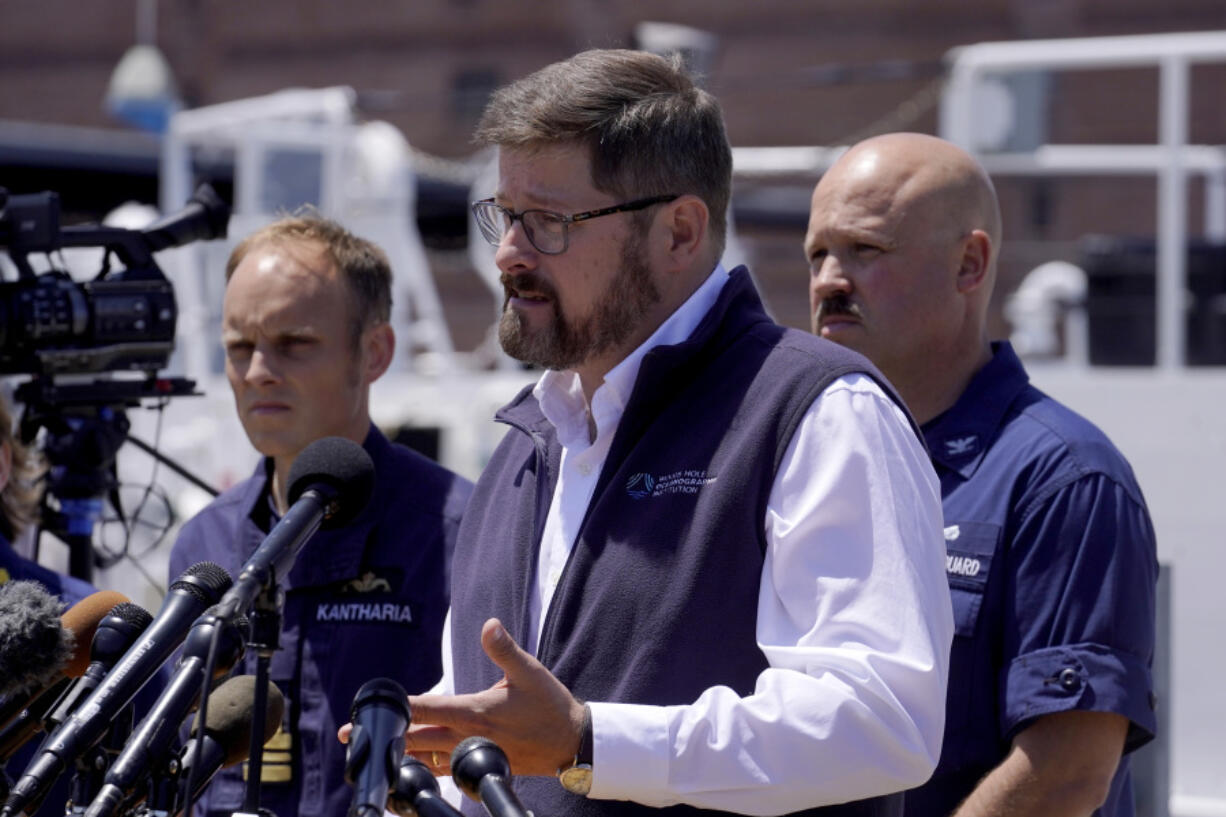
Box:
[548,568,562,588]
[577,462,592,476]
[1058,668,1081,691]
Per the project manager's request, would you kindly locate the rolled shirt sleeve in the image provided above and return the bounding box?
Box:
[588,374,954,814]
[1002,472,1158,749]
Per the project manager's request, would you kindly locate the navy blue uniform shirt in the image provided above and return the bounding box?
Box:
[169,425,471,817]
[904,342,1158,817]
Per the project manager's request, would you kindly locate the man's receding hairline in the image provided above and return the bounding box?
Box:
[227,235,336,282]
[225,236,371,348]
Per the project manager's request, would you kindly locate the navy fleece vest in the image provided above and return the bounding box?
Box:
[452,268,914,817]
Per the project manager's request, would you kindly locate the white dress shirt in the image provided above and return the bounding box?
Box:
[436,266,952,814]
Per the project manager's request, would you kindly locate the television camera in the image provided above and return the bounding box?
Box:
[0,184,227,380]
[0,183,230,581]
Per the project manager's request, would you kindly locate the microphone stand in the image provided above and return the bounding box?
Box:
[16,377,216,585]
[67,704,133,816]
[140,739,183,817]
[236,582,284,817]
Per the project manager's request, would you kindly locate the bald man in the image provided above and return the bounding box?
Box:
[805,133,1158,817]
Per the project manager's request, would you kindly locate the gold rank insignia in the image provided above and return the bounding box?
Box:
[243,726,293,783]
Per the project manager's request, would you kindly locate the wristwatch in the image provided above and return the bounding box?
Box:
[557,703,593,795]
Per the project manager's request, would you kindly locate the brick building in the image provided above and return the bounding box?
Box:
[2,0,1225,347]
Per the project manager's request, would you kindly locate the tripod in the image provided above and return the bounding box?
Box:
[15,376,217,584]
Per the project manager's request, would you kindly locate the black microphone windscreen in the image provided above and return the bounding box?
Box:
[389,756,464,817]
[450,736,512,795]
[449,737,529,817]
[174,562,233,601]
[0,581,72,697]
[58,591,130,678]
[350,677,410,720]
[106,602,153,630]
[286,437,374,528]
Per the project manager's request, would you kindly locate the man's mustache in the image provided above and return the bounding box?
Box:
[501,272,558,302]
[815,293,862,324]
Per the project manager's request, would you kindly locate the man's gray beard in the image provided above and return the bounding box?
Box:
[498,234,660,371]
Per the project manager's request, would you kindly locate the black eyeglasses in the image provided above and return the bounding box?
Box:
[471,194,679,255]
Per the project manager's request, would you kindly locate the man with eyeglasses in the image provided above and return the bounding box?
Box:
[372,49,954,817]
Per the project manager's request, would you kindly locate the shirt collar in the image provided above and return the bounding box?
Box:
[244,422,390,527]
[533,264,731,446]
[923,341,1031,479]
[239,423,391,589]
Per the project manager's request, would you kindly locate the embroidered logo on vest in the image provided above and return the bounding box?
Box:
[626,473,655,499]
[625,470,717,499]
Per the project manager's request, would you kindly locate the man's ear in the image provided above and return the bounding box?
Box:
[656,195,709,271]
[361,322,396,384]
[956,229,993,294]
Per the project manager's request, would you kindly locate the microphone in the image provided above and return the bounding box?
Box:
[82,612,249,817]
[0,589,128,731]
[0,581,74,700]
[0,602,151,763]
[43,602,154,734]
[388,756,464,817]
[450,737,530,817]
[58,593,131,678]
[213,436,373,621]
[177,675,285,809]
[1,563,231,817]
[344,678,410,817]
[0,679,71,768]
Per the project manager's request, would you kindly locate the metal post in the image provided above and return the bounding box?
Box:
[1157,56,1190,369]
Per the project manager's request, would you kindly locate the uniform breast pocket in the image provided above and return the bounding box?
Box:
[943,521,1001,639]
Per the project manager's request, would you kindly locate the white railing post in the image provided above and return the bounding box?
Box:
[1157,55,1190,369]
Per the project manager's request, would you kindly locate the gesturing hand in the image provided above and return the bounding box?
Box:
[364,617,586,777]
